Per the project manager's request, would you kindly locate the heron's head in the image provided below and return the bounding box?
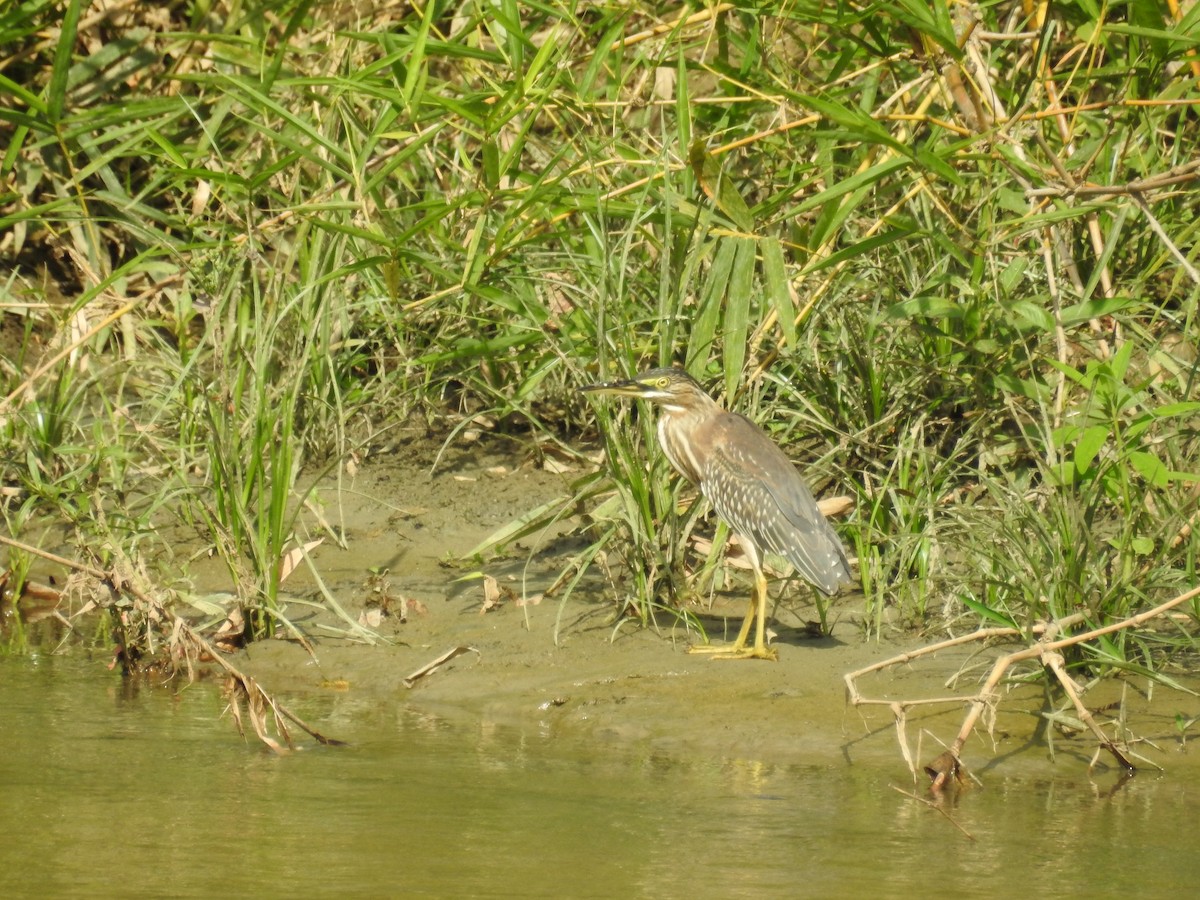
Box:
[580,367,711,413]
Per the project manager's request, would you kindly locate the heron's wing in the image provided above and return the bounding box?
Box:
[701,414,850,595]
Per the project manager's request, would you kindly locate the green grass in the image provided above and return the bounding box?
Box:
[1,0,1198,675]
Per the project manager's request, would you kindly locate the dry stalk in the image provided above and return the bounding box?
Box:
[1041,650,1133,771]
[609,4,734,52]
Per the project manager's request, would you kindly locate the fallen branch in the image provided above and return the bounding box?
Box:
[846,585,1200,780]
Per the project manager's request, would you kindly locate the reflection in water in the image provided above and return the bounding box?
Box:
[0,657,1194,898]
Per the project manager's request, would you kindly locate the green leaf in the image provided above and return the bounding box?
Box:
[1074,424,1109,476]
[675,50,691,169]
[689,141,755,231]
[886,295,962,319]
[798,93,907,156]
[913,145,962,185]
[464,493,575,558]
[0,72,47,117]
[793,157,909,215]
[1108,337,1136,382]
[1128,450,1169,487]
[723,237,756,399]
[801,225,918,275]
[1150,401,1200,418]
[998,257,1028,294]
[761,237,796,347]
[961,595,1018,629]
[401,0,436,109]
[1045,357,1088,387]
[47,0,82,123]
[892,0,960,54]
[482,136,499,189]
[690,239,737,369]
[1057,294,1137,327]
[1009,299,1055,333]
[1103,23,1198,50]
[995,373,1052,403]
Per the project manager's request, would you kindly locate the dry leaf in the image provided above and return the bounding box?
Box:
[924,751,969,794]
[213,606,246,651]
[481,574,501,613]
[480,574,515,613]
[191,178,212,217]
[541,456,573,475]
[279,538,324,583]
[818,495,854,518]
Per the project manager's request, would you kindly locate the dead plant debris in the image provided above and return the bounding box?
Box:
[846,585,1200,783]
[0,533,345,754]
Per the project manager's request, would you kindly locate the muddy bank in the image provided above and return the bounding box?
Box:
[230,437,1196,781]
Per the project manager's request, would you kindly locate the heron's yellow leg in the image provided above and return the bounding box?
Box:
[687,571,776,660]
[750,568,771,657]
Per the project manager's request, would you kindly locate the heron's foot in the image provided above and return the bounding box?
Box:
[687,643,777,661]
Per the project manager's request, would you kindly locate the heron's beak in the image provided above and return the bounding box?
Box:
[579,378,647,398]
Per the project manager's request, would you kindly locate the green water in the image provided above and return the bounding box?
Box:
[1,657,1195,898]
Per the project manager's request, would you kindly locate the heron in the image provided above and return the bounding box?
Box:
[581,367,852,659]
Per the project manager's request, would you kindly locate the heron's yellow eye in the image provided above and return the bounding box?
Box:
[656,376,670,388]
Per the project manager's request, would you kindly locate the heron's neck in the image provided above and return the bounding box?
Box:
[655,394,721,485]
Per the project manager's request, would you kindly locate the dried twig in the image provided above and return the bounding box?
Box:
[1025,159,1200,199]
[404,645,480,688]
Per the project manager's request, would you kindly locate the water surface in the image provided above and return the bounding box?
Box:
[1,657,1193,898]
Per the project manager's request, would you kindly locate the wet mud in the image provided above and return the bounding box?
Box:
[228,434,1198,780]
